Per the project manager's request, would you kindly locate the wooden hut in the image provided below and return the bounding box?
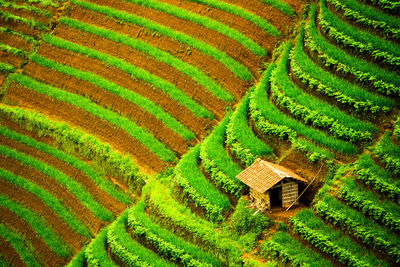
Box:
[236,159,308,211]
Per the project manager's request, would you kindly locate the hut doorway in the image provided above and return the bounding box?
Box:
[269,187,281,207]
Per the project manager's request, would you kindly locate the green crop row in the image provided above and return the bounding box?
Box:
[395,116,400,139]
[0,168,91,238]
[128,202,210,267]
[339,178,400,232]
[43,34,212,120]
[0,10,47,30]
[175,145,231,222]
[304,6,400,96]
[0,43,28,58]
[0,26,37,43]
[124,0,266,57]
[0,104,145,191]
[0,0,51,17]
[108,211,173,267]
[319,0,400,67]
[261,231,333,267]
[200,114,243,196]
[259,0,295,16]
[0,143,113,221]
[327,0,400,39]
[276,39,375,141]
[69,0,252,81]
[143,180,242,264]
[60,17,233,102]
[372,132,400,175]
[0,194,71,258]
[249,58,358,155]
[31,54,194,140]
[354,154,400,201]
[315,195,400,263]
[20,0,59,8]
[186,0,280,36]
[291,209,385,267]
[0,224,40,266]
[362,0,400,12]
[84,227,116,267]
[0,62,14,73]
[0,124,130,205]
[10,73,177,162]
[226,89,273,167]
[291,27,394,114]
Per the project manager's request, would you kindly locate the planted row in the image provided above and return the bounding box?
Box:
[372,132,400,175]
[0,10,47,30]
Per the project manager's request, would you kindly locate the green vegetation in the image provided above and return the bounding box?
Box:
[175,145,231,221]
[59,17,233,102]
[261,231,333,267]
[201,114,243,196]
[0,0,51,17]
[0,62,14,73]
[0,26,37,43]
[42,34,213,119]
[292,209,386,266]
[0,125,130,205]
[0,168,91,238]
[0,10,47,30]
[0,104,144,190]
[69,0,252,81]
[373,132,400,175]
[0,143,114,222]
[0,194,71,258]
[259,0,295,16]
[0,224,40,266]
[31,54,194,140]
[84,227,116,267]
[124,0,267,56]
[186,0,280,36]
[226,90,273,167]
[9,73,177,163]
[0,43,28,58]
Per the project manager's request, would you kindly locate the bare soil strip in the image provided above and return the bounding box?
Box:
[0,179,85,253]
[68,5,249,100]
[0,133,127,215]
[0,51,23,68]
[0,206,66,266]
[85,0,262,75]
[6,82,166,172]
[37,43,211,136]
[0,32,32,52]
[53,24,228,119]
[0,155,105,233]
[0,236,26,267]
[24,61,191,156]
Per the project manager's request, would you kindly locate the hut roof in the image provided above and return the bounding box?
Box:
[236,159,308,193]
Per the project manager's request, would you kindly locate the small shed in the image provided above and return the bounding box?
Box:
[236,159,308,210]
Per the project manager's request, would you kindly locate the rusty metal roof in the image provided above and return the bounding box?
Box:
[236,159,308,193]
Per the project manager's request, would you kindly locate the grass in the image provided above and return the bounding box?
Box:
[0,167,91,238]
[129,201,221,266]
[9,73,177,163]
[123,0,267,57]
[31,53,194,140]
[69,0,252,81]
[0,224,40,266]
[0,62,14,73]
[0,194,71,258]
[84,227,116,267]
[0,124,130,204]
[186,0,280,36]
[42,33,213,120]
[293,27,395,110]
[0,143,114,222]
[59,17,233,102]
[259,0,295,16]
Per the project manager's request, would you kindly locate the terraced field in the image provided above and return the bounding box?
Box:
[1,0,400,266]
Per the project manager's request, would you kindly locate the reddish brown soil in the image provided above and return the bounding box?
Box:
[0,51,23,68]
[0,236,27,267]
[0,6,50,26]
[0,154,105,233]
[0,206,67,266]
[157,0,277,50]
[0,16,38,37]
[6,82,167,172]
[53,24,228,120]
[24,61,191,156]
[0,32,32,52]
[37,43,211,137]
[0,179,85,253]
[68,5,250,101]
[0,134,127,215]
[85,0,262,75]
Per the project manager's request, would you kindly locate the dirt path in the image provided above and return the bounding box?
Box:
[6,82,167,172]
[0,179,86,253]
